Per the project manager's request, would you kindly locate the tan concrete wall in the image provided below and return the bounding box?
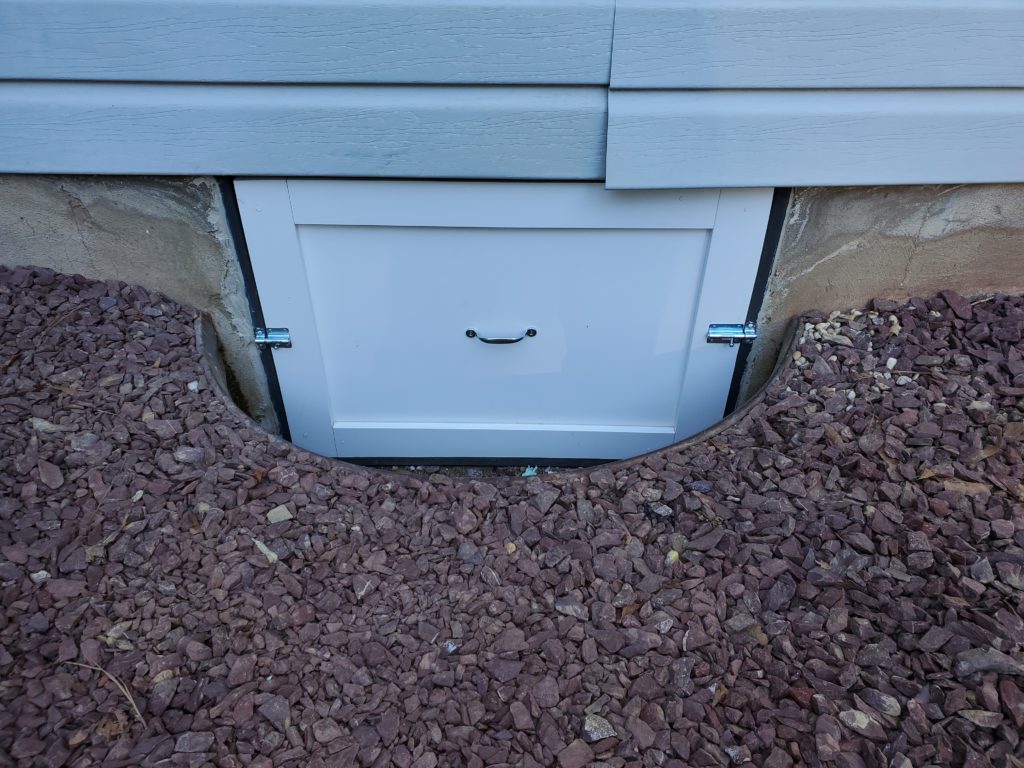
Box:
[742,184,1024,400]
[4,176,1022,437]
[0,175,276,430]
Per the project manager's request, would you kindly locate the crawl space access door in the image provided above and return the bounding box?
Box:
[235,181,772,461]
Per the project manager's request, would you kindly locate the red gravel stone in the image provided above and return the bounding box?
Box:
[557,739,594,768]
[1,267,1023,767]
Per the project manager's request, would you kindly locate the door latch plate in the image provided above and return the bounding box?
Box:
[706,322,757,347]
[254,327,291,349]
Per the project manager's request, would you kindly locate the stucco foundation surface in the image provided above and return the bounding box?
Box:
[745,184,1024,402]
[0,175,274,430]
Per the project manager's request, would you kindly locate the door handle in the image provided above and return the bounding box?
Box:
[465,328,537,344]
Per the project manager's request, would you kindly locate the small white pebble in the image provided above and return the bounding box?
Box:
[886,357,898,370]
[30,570,50,583]
[187,380,199,392]
[29,417,63,433]
[266,504,293,523]
[131,489,144,502]
[252,538,279,564]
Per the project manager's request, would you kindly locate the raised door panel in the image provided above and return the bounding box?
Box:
[299,226,707,447]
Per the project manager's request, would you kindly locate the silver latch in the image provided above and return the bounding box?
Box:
[254,327,291,349]
[706,322,757,347]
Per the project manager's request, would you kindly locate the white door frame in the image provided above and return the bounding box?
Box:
[235,180,773,459]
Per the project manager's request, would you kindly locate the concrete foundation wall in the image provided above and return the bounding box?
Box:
[742,184,1024,400]
[0,175,276,430]
[3,175,1022,437]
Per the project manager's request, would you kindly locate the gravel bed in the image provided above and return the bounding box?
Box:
[1,265,1023,768]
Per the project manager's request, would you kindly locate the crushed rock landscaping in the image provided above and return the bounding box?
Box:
[1,266,1023,768]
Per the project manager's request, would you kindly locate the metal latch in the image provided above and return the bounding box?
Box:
[706,322,757,347]
[254,327,291,349]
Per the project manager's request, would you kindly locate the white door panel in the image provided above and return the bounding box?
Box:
[235,181,772,460]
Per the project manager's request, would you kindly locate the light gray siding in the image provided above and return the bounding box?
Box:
[0,0,615,84]
[606,90,1024,188]
[0,82,607,178]
[609,0,1024,88]
[2,0,1024,187]
[604,0,1024,187]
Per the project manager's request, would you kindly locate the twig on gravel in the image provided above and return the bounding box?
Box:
[85,515,131,563]
[1,301,82,373]
[66,662,147,726]
[47,395,117,416]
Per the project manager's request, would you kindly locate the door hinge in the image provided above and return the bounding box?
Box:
[254,327,292,349]
[706,322,757,347]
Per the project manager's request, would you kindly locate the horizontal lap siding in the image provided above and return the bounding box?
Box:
[605,0,1024,187]
[0,0,614,85]
[610,0,1024,89]
[0,83,608,178]
[0,0,612,178]
[605,90,1024,188]
[4,0,1024,186]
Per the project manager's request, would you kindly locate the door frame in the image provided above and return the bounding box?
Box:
[234,179,773,459]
